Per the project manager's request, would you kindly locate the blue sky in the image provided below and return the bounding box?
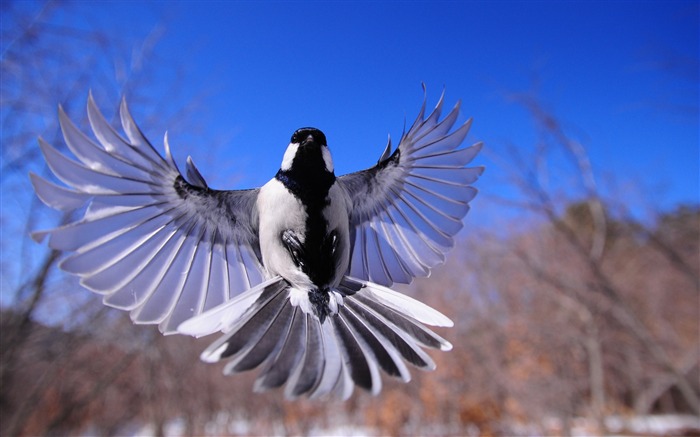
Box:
[125,2,698,216]
[9,1,700,217]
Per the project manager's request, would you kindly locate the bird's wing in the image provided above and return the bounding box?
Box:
[31,93,266,334]
[337,90,484,286]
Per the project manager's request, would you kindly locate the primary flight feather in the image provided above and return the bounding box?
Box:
[32,88,483,399]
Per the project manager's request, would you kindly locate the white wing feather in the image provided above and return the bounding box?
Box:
[32,93,265,334]
[338,88,483,287]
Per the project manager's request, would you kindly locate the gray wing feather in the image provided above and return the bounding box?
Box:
[31,94,265,334]
[338,89,484,287]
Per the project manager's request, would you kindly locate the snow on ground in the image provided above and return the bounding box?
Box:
[602,414,700,436]
[125,414,700,436]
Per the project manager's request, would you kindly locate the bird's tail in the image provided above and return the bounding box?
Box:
[178,275,453,400]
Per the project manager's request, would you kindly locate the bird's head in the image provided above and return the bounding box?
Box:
[280,127,334,174]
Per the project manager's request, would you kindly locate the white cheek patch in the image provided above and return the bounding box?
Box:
[280,143,299,171]
[322,146,334,173]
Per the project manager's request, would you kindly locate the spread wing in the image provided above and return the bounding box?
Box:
[338,90,484,286]
[31,93,266,334]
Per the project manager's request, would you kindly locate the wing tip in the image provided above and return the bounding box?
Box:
[30,229,49,243]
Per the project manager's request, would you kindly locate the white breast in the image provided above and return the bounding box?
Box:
[256,178,352,291]
[256,178,311,287]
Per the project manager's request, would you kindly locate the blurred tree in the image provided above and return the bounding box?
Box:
[450,93,700,435]
[0,2,231,435]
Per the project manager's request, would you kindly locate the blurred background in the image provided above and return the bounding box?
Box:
[1,1,698,435]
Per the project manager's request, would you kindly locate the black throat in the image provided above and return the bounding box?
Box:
[275,143,335,210]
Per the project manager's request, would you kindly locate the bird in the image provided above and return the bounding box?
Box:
[31,87,484,399]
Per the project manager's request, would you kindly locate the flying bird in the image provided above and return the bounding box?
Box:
[31,88,483,399]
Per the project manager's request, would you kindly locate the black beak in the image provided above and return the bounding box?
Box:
[302,134,316,146]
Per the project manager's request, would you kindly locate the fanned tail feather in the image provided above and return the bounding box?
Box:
[178,275,452,399]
